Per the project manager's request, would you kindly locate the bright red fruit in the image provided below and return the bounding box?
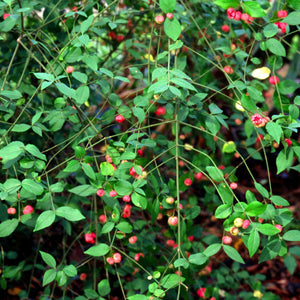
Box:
[108,31,116,39]
[155,15,165,24]
[230,182,238,190]
[242,219,251,229]
[221,24,230,32]
[166,239,175,247]
[85,232,96,244]
[115,115,125,123]
[116,35,124,42]
[223,66,234,74]
[197,287,206,298]
[109,190,117,197]
[113,252,122,263]
[275,224,282,232]
[137,149,143,156]
[123,204,132,218]
[234,11,242,21]
[227,7,236,19]
[79,273,87,280]
[155,107,166,116]
[277,10,288,18]
[285,138,292,146]
[222,236,232,244]
[134,253,145,261]
[23,205,33,215]
[7,207,16,214]
[106,257,115,265]
[184,178,192,186]
[166,13,173,20]
[122,195,131,202]
[66,66,74,73]
[99,214,106,223]
[97,189,105,197]
[129,236,137,244]
[168,216,178,226]
[195,172,203,180]
[269,76,279,85]
[3,13,10,20]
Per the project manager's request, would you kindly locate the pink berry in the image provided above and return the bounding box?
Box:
[168,216,178,226]
[72,6,78,12]
[3,13,10,20]
[285,138,292,146]
[108,31,116,39]
[166,13,173,20]
[129,236,137,244]
[155,107,166,116]
[129,166,143,178]
[79,273,87,281]
[116,35,124,42]
[113,252,122,263]
[242,219,251,229]
[277,10,288,18]
[222,236,232,245]
[269,76,279,85]
[106,257,115,265]
[241,13,249,22]
[223,66,234,74]
[7,207,16,215]
[134,253,144,261]
[274,224,282,232]
[234,11,242,21]
[137,149,143,156]
[122,204,132,218]
[85,233,96,244]
[166,197,174,205]
[123,195,131,202]
[221,24,230,32]
[23,205,33,215]
[109,190,117,197]
[97,189,105,197]
[184,178,192,186]
[227,7,236,19]
[155,15,165,24]
[99,214,106,223]
[188,236,194,242]
[166,239,175,247]
[115,114,125,123]
[195,172,203,180]
[230,182,238,190]
[105,155,112,163]
[197,287,206,298]
[66,66,74,74]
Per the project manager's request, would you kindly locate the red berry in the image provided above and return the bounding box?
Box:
[230,182,238,190]
[113,252,122,263]
[129,236,137,244]
[66,66,74,74]
[99,214,107,223]
[72,6,78,12]
[85,233,96,244]
[234,11,242,21]
[97,189,105,197]
[155,107,166,116]
[221,24,230,32]
[123,204,132,218]
[242,219,251,229]
[116,35,124,42]
[275,224,282,232]
[195,172,203,180]
[230,226,239,236]
[277,10,288,18]
[227,7,236,19]
[106,257,115,265]
[108,31,116,39]
[184,178,192,186]
[166,13,173,20]
[269,76,279,85]
[168,216,178,226]
[166,239,175,247]
[3,13,10,20]
[79,273,87,280]
[122,195,131,202]
[197,287,206,298]
[188,235,194,242]
[222,236,232,244]
[134,253,144,261]
[109,190,117,197]
[285,138,292,146]
[23,205,33,215]
[155,15,164,24]
[137,149,143,156]
[115,114,125,123]
[166,197,174,205]
[223,66,234,74]
[7,207,16,215]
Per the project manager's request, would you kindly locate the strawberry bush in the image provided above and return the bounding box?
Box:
[0,0,300,299]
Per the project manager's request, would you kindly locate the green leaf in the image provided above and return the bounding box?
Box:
[243,1,266,17]
[69,185,98,197]
[278,80,299,95]
[40,251,56,268]
[276,149,294,174]
[282,11,300,25]
[206,166,223,182]
[152,67,167,81]
[188,252,208,265]
[266,122,283,144]
[283,230,300,242]
[0,89,22,99]
[115,76,130,83]
[56,270,67,286]
[254,182,269,198]
[11,124,31,132]
[203,243,222,257]
[171,78,196,91]
[72,71,88,83]
[174,258,189,269]
[246,201,267,216]
[25,144,47,161]
[84,243,110,257]
[263,23,279,38]
[159,0,176,13]
[101,222,115,234]
[0,219,18,237]
[0,16,17,32]
[63,264,77,277]
[161,274,183,289]
[132,192,147,209]
[248,230,260,257]
[164,17,181,42]
[214,0,239,9]
[98,279,111,296]
[259,239,281,263]
[148,80,169,93]
[169,40,183,51]
[270,195,290,206]
[266,38,286,57]
[33,72,55,82]
[223,245,245,264]
[132,107,145,123]
[127,295,148,300]
[116,221,132,233]
[56,206,85,222]
[43,269,56,286]
[34,211,56,232]
[22,179,44,196]
[0,141,25,162]
[258,224,280,236]
[287,0,300,10]
[64,160,81,173]
[82,163,96,180]
[55,82,76,99]
[75,85,90,105]
[215,204,232,219]
[100,162,114,176]
[284,254,297,275]
[114,180,133,196]
[81,15,94,34]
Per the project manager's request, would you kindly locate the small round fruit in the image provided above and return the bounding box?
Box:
[230,226,239,236]
[166,197,174,205]
[109,190,117,197]
[113,252,122,263]
[269,76,279,85]
[7,207,16,215]
[168,216,178,226]
[129,236,137,244]
[23,205,33,215]
[155,15,165,24]
[221,24,230,32]
[97,189,105,197]
[234,218,243,228]
[99,214,107,223]
[274,224,282,232]
[242,219,251,229]
[195,172,203,180]
[123,195,131,202]
[223,66,234,74]
[277,10,288,18]
[222,236,232,245]
[66,66,74,74]
[230,182,238,190]
[285,138,292,146]
[184,178,192,186]
[106,257,115,265]
[166,13,173,20]
[115,114,125,123]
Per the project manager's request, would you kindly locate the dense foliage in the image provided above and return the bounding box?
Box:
[0,0,300,299]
